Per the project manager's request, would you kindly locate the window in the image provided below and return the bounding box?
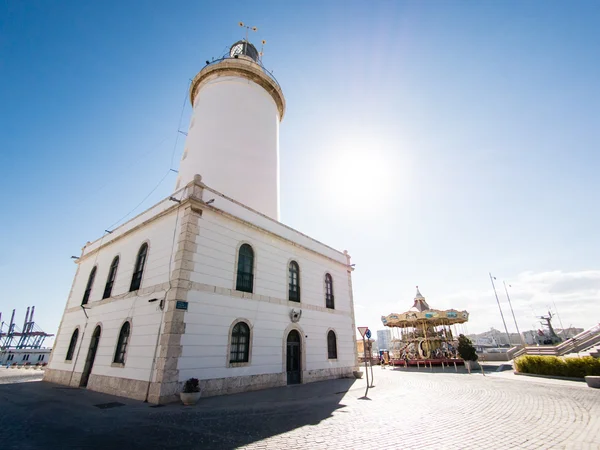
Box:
[236,244,254,293]
[130,243,148,292]
[66,328,79,361]
[82,266,97,305]
[103,256,119,299]
[288,261,300,302]
[230,322,250,363]
[7,354,14,361]
[22,354,29,361]
[113,321,131,364]
[327,330,337,359]
[38,355,44,361]
[325,273,334,309]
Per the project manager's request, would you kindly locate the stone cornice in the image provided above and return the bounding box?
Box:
[190,58,285,121]
[76,203,180,263]
[193,186,350,269]
[77,179,351,271]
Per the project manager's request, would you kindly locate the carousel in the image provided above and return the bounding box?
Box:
[381,287,470,366]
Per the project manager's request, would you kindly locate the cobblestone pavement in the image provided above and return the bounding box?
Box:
[0,366,598,449]
[0,367,44,384]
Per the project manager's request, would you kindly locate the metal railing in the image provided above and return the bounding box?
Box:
[509,323,600,359]
[201,53,281,91]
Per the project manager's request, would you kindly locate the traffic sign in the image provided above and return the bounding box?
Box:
[357,327,369,338]
[365,329,372,339]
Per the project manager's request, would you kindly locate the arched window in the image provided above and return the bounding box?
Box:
[325,273,334,309]
[236,244,254,293]
[65,329,79,361]
[82,267,97,305]
[113,321,131,364]
[103,256,119,299]
[327,330,337,359]
[130,243,148,292]
[288,261,300,302]
[230,322,250,363]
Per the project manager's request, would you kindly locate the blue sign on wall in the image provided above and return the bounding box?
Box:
[365,329,372,339]
[175,301,188,311]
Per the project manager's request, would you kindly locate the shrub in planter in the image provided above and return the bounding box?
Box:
[180,378,201,406]
[515,355,600,378]
[457,334,478,361]
[42,362,48,367]
[457,334,478,373]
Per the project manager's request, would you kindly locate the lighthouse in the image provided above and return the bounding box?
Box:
[44,36,357,404]
[176,40,286,220]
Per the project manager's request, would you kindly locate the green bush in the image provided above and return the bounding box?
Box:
[457,334,478,361]
[514,355,600,378]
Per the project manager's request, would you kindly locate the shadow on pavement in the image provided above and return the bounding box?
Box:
[0,377,359,450]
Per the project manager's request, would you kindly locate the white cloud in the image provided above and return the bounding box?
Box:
[356,269,600,338]
[438,270,600,334]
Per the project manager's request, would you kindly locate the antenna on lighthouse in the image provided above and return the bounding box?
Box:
[239,21,258,43]
[259,39,267,60]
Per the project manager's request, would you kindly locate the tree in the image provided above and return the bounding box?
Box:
[457,334,478,361]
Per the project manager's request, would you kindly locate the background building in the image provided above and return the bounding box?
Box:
[376,329,391,351]
[0,307,53,366]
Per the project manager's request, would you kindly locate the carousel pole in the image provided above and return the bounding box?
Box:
[489,273,513,347]
[422,321,428,357]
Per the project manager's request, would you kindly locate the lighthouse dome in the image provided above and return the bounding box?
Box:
[229,40,260,62]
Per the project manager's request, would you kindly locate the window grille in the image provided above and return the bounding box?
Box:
[66,328,79,361]
[103,256,119,299]
[230,322,250,363]
[82,267,97,305]
[325,273,334,309]
[327,330,338,359]
[130,244,148,292]
[236,244,254,293]
[113,322,131,364]
[288,261,300,302]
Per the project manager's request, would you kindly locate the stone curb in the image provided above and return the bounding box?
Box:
[514,371,585,382]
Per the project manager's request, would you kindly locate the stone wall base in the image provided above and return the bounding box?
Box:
[43,368,81,387]
[199,372,287,398]
[88,373,150,401]
[147,380,180,405]
[43,366,355,404]
[303,366,354,383]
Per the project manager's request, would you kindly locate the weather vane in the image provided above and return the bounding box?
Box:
[238,22,258,42]
[238,22,267,60]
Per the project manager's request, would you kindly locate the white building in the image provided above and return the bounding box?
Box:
[376,329,391,351]
[1,348,51,366]
[43,40,358,404]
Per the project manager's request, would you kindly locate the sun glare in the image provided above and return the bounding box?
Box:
[320,133,398,214]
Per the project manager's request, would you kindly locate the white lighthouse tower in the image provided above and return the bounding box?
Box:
[176,40,285,220]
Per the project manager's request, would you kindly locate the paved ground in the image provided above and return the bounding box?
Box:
[0,366,599,449]
[0,367,44,384]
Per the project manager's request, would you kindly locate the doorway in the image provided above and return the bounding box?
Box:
[286,330,301,385]
[80,325,101,388]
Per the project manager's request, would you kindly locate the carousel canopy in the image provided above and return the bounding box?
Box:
[381,287,469,327]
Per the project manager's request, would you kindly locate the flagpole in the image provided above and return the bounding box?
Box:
[552,300,567,339]
[489,273,512,347]
[503,281,525,347]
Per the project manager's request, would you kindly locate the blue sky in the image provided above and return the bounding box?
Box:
[1,1,599,344]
